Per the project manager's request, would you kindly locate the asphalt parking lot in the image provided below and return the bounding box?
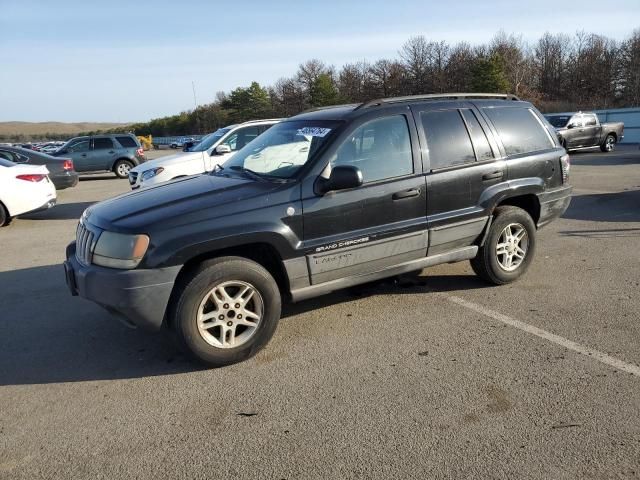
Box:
[1,146,639,479]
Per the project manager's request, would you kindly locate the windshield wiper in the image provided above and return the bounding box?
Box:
[228,165,268,182]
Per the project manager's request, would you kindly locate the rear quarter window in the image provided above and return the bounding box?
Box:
[115,136,138,148]
[483,107,554,156]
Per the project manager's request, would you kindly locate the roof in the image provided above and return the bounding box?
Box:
[289,94,525,122]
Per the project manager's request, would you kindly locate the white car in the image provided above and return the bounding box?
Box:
[128,119,281,189]
[0,158,57,226]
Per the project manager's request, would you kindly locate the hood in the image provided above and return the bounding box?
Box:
[84,173,285,232]
[130,150,204,172]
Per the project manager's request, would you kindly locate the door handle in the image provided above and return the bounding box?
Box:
[81,154,87,157]
[392,188,421,200]
[482,171,503,181]
[108,150,115,154]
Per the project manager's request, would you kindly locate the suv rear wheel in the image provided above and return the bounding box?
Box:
[113,159,134,179]
[471,206,536,285]
[170,256,281,367]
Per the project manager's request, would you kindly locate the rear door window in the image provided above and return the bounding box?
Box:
[93,138,114,150]
[115,136,137,148]
[483,107,554,156]
[421,109,475,170]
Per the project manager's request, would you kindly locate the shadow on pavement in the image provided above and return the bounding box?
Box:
[562,189,640,223]
[1,263,488,385]
[20,201,95,221]
[0,264,197,386]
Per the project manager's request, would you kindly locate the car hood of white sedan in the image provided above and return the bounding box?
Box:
[130,151,205,173]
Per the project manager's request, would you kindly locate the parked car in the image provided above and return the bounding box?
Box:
[0,146,79,189]
[170,137,195,149]
[546,112,624,152]
[0,158,56,227]
[64,93,572,367]
[128,119,281,189]
[53,134,146,178]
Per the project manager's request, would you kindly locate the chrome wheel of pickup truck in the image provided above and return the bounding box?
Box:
[495,223,528,272]
[602,135,616,152]
[197,281,263,349]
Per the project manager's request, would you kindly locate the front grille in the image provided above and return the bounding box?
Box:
[75,222,96,266]
[128,171,138,186]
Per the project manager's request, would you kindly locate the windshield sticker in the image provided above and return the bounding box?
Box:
[297,127,331,137]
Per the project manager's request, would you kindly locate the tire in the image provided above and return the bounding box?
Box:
[470,206,536,285]
[169,256,281,367]
[113,159,134,179]
[600,134,616,152]
[0,202,11,227]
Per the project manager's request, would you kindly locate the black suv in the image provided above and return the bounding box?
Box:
[64,93,572,367]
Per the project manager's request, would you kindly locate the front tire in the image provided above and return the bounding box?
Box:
[600,134,616,152]
[170,257,281,367]
[113,159,134,179]
[471,206,536,285]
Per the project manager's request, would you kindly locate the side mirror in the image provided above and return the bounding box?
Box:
[182,141,194,151]
[57,149,67,155]
[215,144,231,155]
[567,123,575,129]
[318,165,363,194]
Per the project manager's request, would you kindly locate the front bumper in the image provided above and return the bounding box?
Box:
[537,184,572,228]
[64,242,181,331]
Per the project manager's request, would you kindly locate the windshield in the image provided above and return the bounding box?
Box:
[546,115,571,128]
[219,121,340,179]
[187,128,231,152]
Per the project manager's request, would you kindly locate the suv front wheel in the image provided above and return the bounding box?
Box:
[170,256,281,367]
[471,206,537,285]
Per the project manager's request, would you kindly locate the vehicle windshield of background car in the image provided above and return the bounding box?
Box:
[187,128,231,152]
[219,121,340,179]
[547,115,572,128]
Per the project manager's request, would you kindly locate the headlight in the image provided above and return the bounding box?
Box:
[92,231,150,269]
[141,167,164,181]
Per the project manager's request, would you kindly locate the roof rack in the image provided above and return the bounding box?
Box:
[356,93,520,110]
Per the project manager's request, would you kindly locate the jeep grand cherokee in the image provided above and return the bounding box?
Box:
[64,93,572,367]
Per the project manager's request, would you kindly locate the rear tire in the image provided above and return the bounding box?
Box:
[600,134,616,152]
[0,202,10,227]
[471,206,536,285]
[169,256,281,367]
[113,159,134,179]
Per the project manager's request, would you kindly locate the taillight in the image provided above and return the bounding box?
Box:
[16,174,46,182]
[560,154,570,184]
[62,159,73,170]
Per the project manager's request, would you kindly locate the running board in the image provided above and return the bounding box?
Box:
[290,246,478,302]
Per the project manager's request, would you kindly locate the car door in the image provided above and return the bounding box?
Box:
[61,139,91,172]
[565,114,588,148]
[88,137,118,171]
[581,114,600,146]
[413,104,505,255]
[301,112,427,285]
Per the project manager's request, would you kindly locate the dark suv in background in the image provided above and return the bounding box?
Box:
[64,93,572,367]
[54,134,146,178]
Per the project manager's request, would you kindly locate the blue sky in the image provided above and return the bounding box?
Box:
[1,0,639,123]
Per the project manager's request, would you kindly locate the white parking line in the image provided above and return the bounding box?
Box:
[449,295,640,378]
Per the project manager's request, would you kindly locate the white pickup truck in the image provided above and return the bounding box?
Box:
[128,119,281,189]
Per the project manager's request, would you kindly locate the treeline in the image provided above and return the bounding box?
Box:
[106,28,639,137]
